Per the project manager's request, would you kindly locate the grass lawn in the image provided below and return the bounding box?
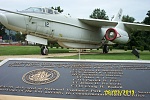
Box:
[50,49,150,60]
[0,46,150,60]
[0,46,69,56]
[56,50,150,60]
[0,46,40,55]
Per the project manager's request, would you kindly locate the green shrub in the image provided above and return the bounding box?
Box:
[132,46,136,50]
[140,46,144,52]
[56,45,59,49]
[50,45,53,48]
[148,46,150,52]
[109,46,113,51]
[124,46,128,51]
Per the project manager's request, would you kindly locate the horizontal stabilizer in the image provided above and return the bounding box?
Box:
[123,22,150,31]
[79,18,150,31]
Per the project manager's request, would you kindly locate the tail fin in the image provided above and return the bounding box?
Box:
[112,9,122,21]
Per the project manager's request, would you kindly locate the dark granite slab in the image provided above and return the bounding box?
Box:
[0,59,150,100]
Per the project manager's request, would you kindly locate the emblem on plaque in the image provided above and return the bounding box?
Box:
[22,69,60,85]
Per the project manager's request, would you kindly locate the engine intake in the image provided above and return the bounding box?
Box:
[105,28,129,44]
[105,28,118,41]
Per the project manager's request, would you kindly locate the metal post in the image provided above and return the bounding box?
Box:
[78,49,80,60]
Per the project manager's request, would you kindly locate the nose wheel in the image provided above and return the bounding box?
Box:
[41,46,49,55]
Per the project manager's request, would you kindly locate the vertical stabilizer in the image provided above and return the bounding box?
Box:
[112,9,123,21]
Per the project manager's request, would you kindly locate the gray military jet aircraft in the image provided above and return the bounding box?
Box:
[0,7,150,55]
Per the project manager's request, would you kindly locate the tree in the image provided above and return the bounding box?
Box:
[15,32,22,41]
[90,8,109,20]
[51,6,64,13]
[142,10,150,50]
[143,10,150,25]
[122,15,135,23]
[123,11,150,50]
[0,24,6,36]
[15,32,26,42]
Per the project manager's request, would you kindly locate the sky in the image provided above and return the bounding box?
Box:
[0,0,149,22]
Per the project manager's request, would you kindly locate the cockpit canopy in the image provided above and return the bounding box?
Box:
[21,7,59,14]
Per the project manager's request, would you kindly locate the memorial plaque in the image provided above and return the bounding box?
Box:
[0,59,150,100]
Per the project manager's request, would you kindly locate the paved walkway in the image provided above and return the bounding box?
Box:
[0,53,78,61]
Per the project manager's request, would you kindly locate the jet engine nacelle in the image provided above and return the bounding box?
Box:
[105,28,129,44]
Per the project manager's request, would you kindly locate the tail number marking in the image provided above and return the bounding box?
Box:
[45,22,50,27]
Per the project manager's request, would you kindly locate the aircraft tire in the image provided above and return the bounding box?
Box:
[103,44,109,53]
[41,46,49,55]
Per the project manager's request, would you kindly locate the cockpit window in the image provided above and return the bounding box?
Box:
[47,9,53,14]
[24,7,43,12]
[54,11,59,14]
[22,7,60,14]
[45,8,60,14]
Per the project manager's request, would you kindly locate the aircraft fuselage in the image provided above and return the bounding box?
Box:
[1,11,104,49]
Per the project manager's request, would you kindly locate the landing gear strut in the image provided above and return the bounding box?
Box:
[103,44,109,53]
[41,46,49,55]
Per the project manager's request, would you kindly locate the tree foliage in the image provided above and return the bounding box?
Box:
[121,12,150,50]
[51,6,64,13]
[143,10,150,25]
[15,32,26,41]
[142,10,150,49]
[122,15,135,23]
[90,8,109,20]
[0,24,6,36]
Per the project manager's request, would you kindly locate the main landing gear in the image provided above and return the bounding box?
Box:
[41,46,49,55]
[103,44,109,53]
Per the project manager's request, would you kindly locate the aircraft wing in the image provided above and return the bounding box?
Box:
[79,18,150,31]
[79,18,118,27]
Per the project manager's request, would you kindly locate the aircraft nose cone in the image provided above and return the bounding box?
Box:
[0,13,8,26]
